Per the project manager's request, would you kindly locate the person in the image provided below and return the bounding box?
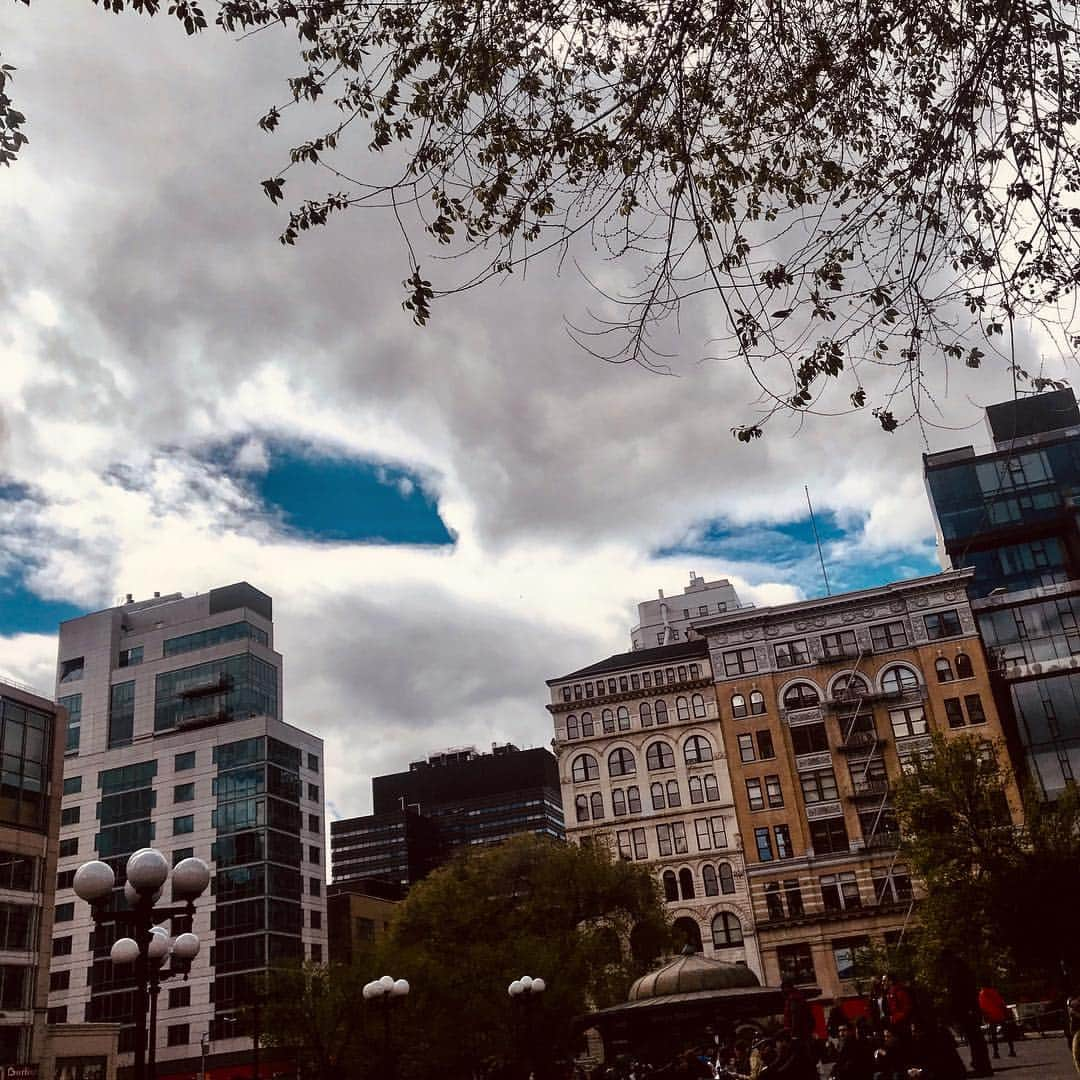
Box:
[870,1027,908,1080]
[831,1022,872,1080]
[868,976,890,1036]
[883,975,914,1037]
[749,1038,773,1080]
[760,1032,815,1079]
[781,979,816,1043]
[907,1019,967,1080]
[978,987,1014,1059]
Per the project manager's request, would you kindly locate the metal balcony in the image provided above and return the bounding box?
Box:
[838,731,884,753]
[849,779,890,801]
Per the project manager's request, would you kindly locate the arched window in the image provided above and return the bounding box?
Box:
[602,709,615,734]
[684,735,714,764]
[935,658,954,683]
[617,706,631,731]
[704,774,721,801]
[679,868,696,900]
[691,693,707,718]
[749,691,766,715]
[672,916,703,953]
[702,865,719,896]
[666,779,682,807]
[711,911,744,948]
[833,673,869,700]
[662,871,679,903]
[676,697,691,721]
[612,789,627,816]
[567,715,580,740]
[608,748,636,777]
[574,794,589,822]
[646,741,675,770]
[956,653,974,679]
[655,700,669,725]
[640,702,654,727]
[731,694,748,719]
[689,776,704,804]
[783,683,820,710]
[572,753,599,783]
[651,782,666,810]
[718,863,735,894]
[581,712,595,736]
[626,786,642,813]
[590,792,605,820]
[882,665,919,694]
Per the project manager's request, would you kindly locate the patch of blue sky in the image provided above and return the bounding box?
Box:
[235,441,454,546]
[659,512,938,598]
[0,577,83,635]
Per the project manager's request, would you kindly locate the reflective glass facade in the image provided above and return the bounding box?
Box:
[163,621,269,658]
[154,653,278,732]
[0,697,51,829]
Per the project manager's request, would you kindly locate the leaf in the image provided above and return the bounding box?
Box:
[260,177,286,204]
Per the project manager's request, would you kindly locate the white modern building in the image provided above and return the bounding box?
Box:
[547,640,763,977]
[48,584,326,1080]
[631,573,745,650]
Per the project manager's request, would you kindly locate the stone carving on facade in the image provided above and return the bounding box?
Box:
[890,600,905,613]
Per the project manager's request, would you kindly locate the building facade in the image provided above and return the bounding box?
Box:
[48,585,326,1078]
[331,744,564,890]
[548,640,762,976]
[631,573,744,651]
[325,880,400,965]
[694,570,1019,1000]
[924,387,1080,797]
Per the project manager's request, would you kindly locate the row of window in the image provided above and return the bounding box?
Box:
[574,773,725,821]
[565,695,709,739]
[571,737,715,784]
[763,864,913,925]
[662,864,739,900]
[607,816,730,861]
[561,664,704,702]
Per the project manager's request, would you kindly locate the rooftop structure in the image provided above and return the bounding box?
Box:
[630,573,745,651]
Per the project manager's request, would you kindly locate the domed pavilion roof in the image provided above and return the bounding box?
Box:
[629,949,762,1002]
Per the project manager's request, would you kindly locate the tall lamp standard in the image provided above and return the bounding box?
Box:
[507,976,546,1080]
[73,849,211,1080]
[362,976,410,1080]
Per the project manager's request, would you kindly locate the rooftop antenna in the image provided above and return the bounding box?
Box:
[805,485,832,597]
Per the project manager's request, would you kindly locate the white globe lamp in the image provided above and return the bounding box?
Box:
[531,977,546,993]
[171,857,211,900]
[127,849,169,892]
[172,932,200,961]
[520,976,533,990]
[379,975,394,992]
[509,980,524,996]
[73,861,115,903]
[110,937,140,965]
[391,979,410,997]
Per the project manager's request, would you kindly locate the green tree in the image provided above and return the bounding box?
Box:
[368,834,670,1079]
[10,0,1080,431]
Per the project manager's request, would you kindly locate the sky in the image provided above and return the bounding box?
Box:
[1,3,1073,821]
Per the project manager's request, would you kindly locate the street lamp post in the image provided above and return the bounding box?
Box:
[362,976,410,1080]
[73,849,210,1080]
[507,976,546,1080]
[144,925,201,1078]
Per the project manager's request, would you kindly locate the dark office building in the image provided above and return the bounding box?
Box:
[924,388,1080,796]
[330,744,564,889]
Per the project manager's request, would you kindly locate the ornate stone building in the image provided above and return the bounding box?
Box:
[547,640,763,977]
[693,569,1020,1000]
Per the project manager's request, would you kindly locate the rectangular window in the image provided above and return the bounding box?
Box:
[775,640,809,668]
[746,779,765,811]
[890,706,928,738]
[173,783,195,803]
[800,769,839,804]
[54,903,74,923]
[656,824,673,856]
[755,826,773,862]
[175,751,196,771]
[308,753,319,772]
[616,832,632,861]
[925,610,963,641]
[52,936,72,957]
[695,819,712,851]
[833,936,872,981]
[118,646,144,668]
[59,693,82,755]
[167,1024,190,1048]
[59,838,78,858]
[311,943,323,963]
[573,684,583,700]
[944,697,965,728]
[173,816,194,835]
[809,817,849,855]
[821,871,861,912]
[631,828,648,860]
[308,783,319,801]
[63,776,82,796]
[108,681,135,749]
[172,848,193,866]
[777,943,816,984]
[59,658,84,684]
[642,673,652,688]
[757,730,776,759]
[872,864,914,904]
[870,621,908,650]
[309,814,320,833]
[50,970,70,992]
[964,694,987,725]
[60,807,80,826]
[630,674,640,690]
[57,869,76,890]
[665,668,676,684]
[155,653,278,732]
[724,648,758,676]
[689,664,700,679]
[765,775,784,808]
[821,630,858,659]
[672,821,688,854]
[710,817,727,847]
[791,723,829,755]
[784,880,805,918]
[47,1006,68,1024]
[168,986,191,1008]
[309,845,320,864]
[738,734,756,763]
[698,606,709,617]
[311,910,322,930]
[163,621,268,657]
[774,824,793,859]
[619,677,629,692]
[309,877,321,897]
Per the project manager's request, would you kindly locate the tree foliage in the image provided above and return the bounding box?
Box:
[11,0,1080,431]
[894,733,1080,1003]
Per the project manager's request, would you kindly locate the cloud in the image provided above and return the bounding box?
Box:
[0,1,1069,821]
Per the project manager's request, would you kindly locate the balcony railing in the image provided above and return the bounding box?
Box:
[838,731,884,753]
[815,647,864,664]
[862,831,902,851]
[849,779,890,801]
